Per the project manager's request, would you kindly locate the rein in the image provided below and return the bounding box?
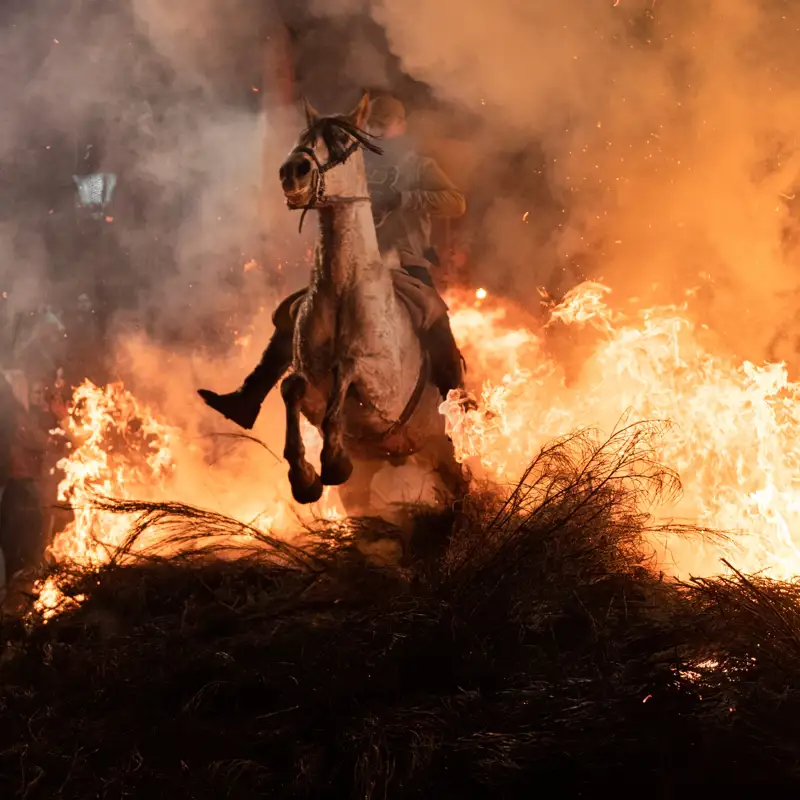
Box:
[290,118,383,233]
[381,350,430,441]
[350,351,430,449]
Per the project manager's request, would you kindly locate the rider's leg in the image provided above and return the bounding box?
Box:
[400,262,467,397]
[402,264,435,288]
[423,317,467,396]
[197,289,304,430]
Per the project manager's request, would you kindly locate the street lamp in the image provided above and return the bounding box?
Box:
[72,172,117,219]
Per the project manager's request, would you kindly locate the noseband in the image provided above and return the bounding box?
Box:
[289,117,383,232]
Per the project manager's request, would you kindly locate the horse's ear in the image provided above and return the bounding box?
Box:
[349,92,371,129]
[302,96,319,127]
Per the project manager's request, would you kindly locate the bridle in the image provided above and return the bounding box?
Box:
[288,117,383,232]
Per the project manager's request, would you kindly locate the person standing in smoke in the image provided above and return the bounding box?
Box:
[197,94,469,430]
[61,292,106,388]
[0,377,52,582]
[29,377,69,552]
[12,304,67,388]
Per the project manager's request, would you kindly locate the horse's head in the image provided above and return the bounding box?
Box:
[280,93,382,211]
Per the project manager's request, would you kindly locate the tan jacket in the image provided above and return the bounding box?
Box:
[368,151,466,269]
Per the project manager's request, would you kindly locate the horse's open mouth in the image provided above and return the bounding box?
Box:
[284,190,312,209]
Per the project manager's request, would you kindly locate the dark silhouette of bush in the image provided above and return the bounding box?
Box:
[2,422,798,798]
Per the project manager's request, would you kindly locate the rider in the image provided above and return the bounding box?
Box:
[197,94,469,430]
[362,94,466,286]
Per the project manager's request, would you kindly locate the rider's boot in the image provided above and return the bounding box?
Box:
[198,329,293,429]
[398,262,475,407]
[197,290,304,430]
[423,315,470,400]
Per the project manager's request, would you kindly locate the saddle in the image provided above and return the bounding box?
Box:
[280,270,447,332]
[277,270,463,397]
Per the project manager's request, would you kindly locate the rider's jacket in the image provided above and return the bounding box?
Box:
[364,139,466,272]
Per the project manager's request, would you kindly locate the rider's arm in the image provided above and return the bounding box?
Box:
[399,157,467,218]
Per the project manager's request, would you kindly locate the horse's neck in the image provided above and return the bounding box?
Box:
[313,203,385,291]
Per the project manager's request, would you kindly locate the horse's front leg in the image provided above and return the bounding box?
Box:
[423,434,471,503]
[280,373,323,504]
[320,362,354,486]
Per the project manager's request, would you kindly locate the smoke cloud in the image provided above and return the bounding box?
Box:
[6,0,800,530]
[0,0,311,360]
[0,0,310,530]
[358,0,800,362]
[7,0,800,364]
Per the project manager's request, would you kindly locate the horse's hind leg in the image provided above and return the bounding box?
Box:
[426,435,471,502]
[280,374,323,504]
[320,363,354,486]
[336,457,378,514]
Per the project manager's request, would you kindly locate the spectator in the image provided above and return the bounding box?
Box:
[11,305,67,390]
[31,377,69,547]
[61,292,105,388]
[0,375,56,581]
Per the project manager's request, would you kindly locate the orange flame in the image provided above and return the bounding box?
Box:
[50,380,177,565]
[442,282,800,579]
[33,276,800,619]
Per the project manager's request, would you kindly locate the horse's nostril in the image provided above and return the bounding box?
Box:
[297,160,311,178]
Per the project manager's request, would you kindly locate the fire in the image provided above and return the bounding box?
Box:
[48,380,177,565]
[34,381,180,618]
[31,273,800,619]
[442,282,800,580]
[33,377,348,618]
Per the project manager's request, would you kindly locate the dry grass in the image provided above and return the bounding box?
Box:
[0,421,797,798]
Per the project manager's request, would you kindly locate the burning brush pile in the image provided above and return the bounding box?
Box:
[3,282,800,796]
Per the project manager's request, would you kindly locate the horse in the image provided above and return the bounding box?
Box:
[277,94,467,514]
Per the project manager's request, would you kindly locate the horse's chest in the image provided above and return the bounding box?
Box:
[296,335,335,380]
[296,287,395,368]
[294,298,335,370]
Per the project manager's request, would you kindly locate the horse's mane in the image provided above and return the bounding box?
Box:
[301,115,384,162]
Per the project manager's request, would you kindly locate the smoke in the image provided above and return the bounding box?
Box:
[6,0,799,363]
[352,0,800,362]
[7,0,800,534]
[0,0,306,523]
[0,0,313,362]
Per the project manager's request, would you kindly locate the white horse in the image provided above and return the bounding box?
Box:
[277,95,466,510]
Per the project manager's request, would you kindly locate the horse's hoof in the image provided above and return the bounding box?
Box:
[320,454,354,486]
[438,465,471,501]
[289,468,324,504]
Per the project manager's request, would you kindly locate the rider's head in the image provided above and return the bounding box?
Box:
[366,95,407,139]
